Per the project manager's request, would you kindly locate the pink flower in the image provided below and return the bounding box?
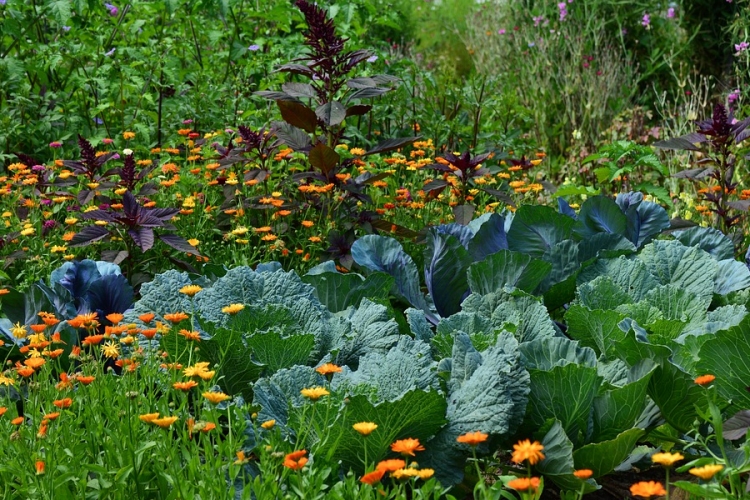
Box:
[667,7,675,18]
[641,13,650,27]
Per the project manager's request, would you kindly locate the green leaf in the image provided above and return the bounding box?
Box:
[565,306,627,359]
[507,206,575,259]
[520,337,598,371]
[714,259,750,295]
[673,227,735,260]
[537,420,598,492]
[637,241,717,299]
[424,229,473,317]
[576,276,632,310]
[648,362,703,432]
[245,331,315,373]
[49,0,72,26]
[301,270,393,313]
[467,250,552,295]
[308,142,341,174]
[578,256,659,302]
[697,316,750,410]
[574,196,628,240]
[672,481,728,498]
[573,429,644,477]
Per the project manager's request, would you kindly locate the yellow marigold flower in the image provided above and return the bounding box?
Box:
[151,416,178,428]
[512,439,545,465]
[123,131,136,140]
[222,303,244,315]
[391,468,420,480]
[203,391,231,404]
[508,477,541,492]
[300,386,329,401]
[183,361,211,377]
[353,422,378,436]
[261,420,276,430]
[188,239,200,246]
[417,469,434,480]
[695,374,716,386]
[630,481,667,497]
[101,341,120,359]
[197,370,215,381]
[301,220,314,228]
[315,363,342,376]
[689,464,723,480]
[11,322,27,339]
[651,452,683,467]
[20,228,35,236]
[179,284,203,297]
[173,380,199,391]
[456,431,488,446]
[391,438,425,456]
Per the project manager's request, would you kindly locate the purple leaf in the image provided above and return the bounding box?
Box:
[128,227,155,252]
[70,226,110,246]
[363,137,418,156]
[159,234,201,256]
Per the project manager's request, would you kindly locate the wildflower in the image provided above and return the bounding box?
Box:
[512,439,545,465]
[152,416,179,428]
[222,303,245,315]
[376,459,406,472]
[12,416,24,425]
[163,312,189,323]
[106,313,124,324]
[82,335,104,346]
[102,342,120,359]
[574,469,594,479]
[11,322,27,339]
[353,422,378,436]
[138,313,155,323]
[0,375,14,386]
[0,407,6,417]
[123,131,135,140]
[360,468,385,485]
[315,363,342,376]
[641,13,650,27]
[667,7,675,18]
[203,391,231,404]
[178,329,201,341]
[183,361,212,378]
[391,468,419,480]
[37,422,48,438]
[24,357,46,370]
[689,464,723,480]
[56,373,73,390]
[456,431,488,446]
[630,481,667,497]
[417,469,434,479]
[234,450,250,465]
[248,44,261,51]
[508,477,541,492]
[391,438,425,456]
[179,284,203,297]
[284,450,308,470]
[76,375,95,385]
[17,366,35,378]
[300,386,329,401]
[44,412,60,421]
[173,380,199,391]
[261,420,276,430]
[651,452,683,467]
[139,413,160,423]
[695,374,716,386]
[53,398,72,409]
[35,461,45,475]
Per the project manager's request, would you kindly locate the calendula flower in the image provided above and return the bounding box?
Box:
[179,284,203,297]
[300,386,329,401]
[173,380,199,391]
[53,398,72,409]
[11,416,24,425]
[0,407,6,417]
[630,481,667,497]
[222,303,244,315]
[695,374,716,386]
[183,361,212,378]
[360,468,385,485]
[178,329,201,341]
[24,357,46,370]
[139,413,160,423]
[203,391,231,404]
[377,459,407,472]
[261,420,276,430]
[417,469,434,480]
[82,334,104,346]
[391,438,425,456]
[101,341,120,359]
[11,322,27,339]
[152,416,179,428]
[315,363,343,375]
[76,375,95,385]
[234,450,249,465]
[138,313,155,323]
[512,439,545,465]
[105,313,124,324]
[651,452,683,467]
[456,431,488,446]
[163,312,189,323]
[689,464,723,480]
[35,461,45,475]
[573,469,594,479]
[508,477,541,492]
[353,422,378,436]
[284,450,308,470]
[0,375,15,386]
[391,468,420,480]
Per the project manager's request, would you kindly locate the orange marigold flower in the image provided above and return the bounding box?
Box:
[11,416,25,425]
[178,329,201,341]
[24,357,46,370]
[44,412,60,421]
[315,363,342,376]
[163,312,189,323]
[391,438,425,456]
[17,366,35,378]
[29,324,47,333]
[376,459,406,472]
[456,431,489,446]
[106,313,124,324]
[695,374,716,386]
[76,375,95,385]
[53,398,72,409]
[512,439,545,465]
[139,413,160,423]
[152,416,179,428]
[35,461,45,475]
[574,469,594,479]
[82,334,105,346]
[284,450,308,470]
[360,468,385,485]
[37,422,48,438]
[173,380,199,391]
[203,391,231,404]
[0,407,6,417]
[138,313,155,323]
[507,477,541,492]
[630,481,667,498]
[141,328,158,339]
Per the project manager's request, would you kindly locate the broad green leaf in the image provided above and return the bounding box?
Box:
[573,429,644,477]
[714,259,750,295]
[648,362,703,432]
[576,276,632,310]
[301,271,393,313]
[520,337,598,371]
[697,316,750,410]
[615,193,670,248]
[537,420,598,492]
[245,331,315,373]
[672,227,735,260]
[565,306,627,359]
[573,196,628,240]
[424,229,473,317]
[461,290,557,343]
[637,241,716,299]
[507,205,575,259]
[467,250,552,295]
[578,256,660,302]
[643,285,708,323]
[672,482,728,498]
